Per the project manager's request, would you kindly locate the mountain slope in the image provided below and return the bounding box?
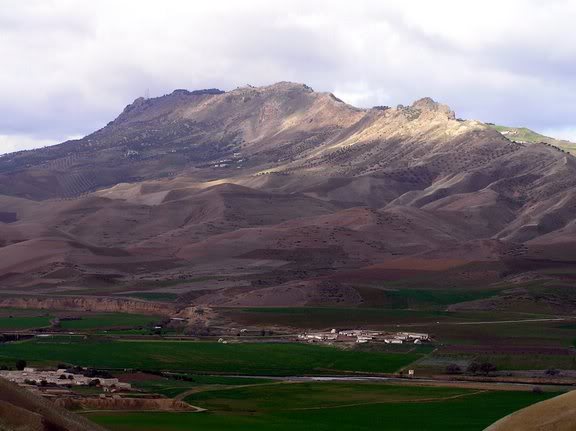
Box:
[1,82,576,307]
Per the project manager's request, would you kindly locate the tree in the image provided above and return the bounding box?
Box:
[479,361,497,375]
[545,368,560,376]
[445,363,462,375]
[15,359,27,370]
[467,362,480,374]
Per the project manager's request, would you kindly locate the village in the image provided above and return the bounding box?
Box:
[297,329,430,344]
[0,367,131,392]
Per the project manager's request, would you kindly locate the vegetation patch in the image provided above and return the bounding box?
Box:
[88,383,557,431]
[0,339,421,375]
[58,313,158,330]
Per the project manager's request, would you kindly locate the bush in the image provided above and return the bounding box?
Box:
[467,361,496,375]
[479,362,497,375]
[445,363,462,375]
[467,362,479,374]
[15,359,27,370]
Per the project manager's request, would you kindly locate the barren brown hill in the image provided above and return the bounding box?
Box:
[485,390,576,431]
[1,82,576,308]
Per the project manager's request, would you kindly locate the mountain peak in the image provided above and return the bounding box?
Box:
[169,88,225,97]
[409,97,455,119]
[264,81,314,92]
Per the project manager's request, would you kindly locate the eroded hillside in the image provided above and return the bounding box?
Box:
[1,83,576,310]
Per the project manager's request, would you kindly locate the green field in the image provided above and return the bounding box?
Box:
[59,313,158,330]
[88,383,557,431]
[132,375,275,397]
[224,306,548,329]
[0,308,160,331]
[0,316,52,330]
[0,339,421,375]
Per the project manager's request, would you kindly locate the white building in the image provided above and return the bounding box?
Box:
[398,332,429,341]
[298,332,337,341]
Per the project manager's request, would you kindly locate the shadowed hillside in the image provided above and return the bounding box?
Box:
[0,377,106,431]
[1,83,576,310]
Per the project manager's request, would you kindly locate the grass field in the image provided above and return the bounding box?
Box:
[0,308,160,331]
[0,339,421,375]
[0,315,52,329]
[59,313,158,330]
[88,383,557,431]
[224,306,550,329]
[421,319,576,347]
[132,375,275,397]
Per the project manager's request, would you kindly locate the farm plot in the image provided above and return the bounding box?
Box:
[88,383,557,431]
[0,339,422,375]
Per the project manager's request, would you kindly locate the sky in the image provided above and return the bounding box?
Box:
[1,0,575,154]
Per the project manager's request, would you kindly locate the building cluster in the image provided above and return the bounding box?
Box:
[297,329,429,344]
[0,367,131,390]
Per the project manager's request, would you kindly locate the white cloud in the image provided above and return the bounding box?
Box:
[0,0,575,151]
[541,127,576,142]
[0,134,60,155]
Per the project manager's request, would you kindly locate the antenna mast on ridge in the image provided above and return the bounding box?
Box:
[144,88,150,99]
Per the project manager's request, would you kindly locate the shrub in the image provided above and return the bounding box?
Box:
[479,362,497,375]
[467,362,480,374]
[445,363,462,375]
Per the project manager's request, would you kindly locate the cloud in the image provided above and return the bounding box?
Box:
[0,0,575,151]
[541,127,576,142]
[0,134,60,155]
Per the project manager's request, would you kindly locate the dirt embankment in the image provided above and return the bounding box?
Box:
[55,397,199,412]
[0,295,177,316]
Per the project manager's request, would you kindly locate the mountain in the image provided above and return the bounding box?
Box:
[2,82,576,310]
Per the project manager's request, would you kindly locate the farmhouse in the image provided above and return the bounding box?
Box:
[297,329,430,345]
[398,332,429,341]
[298,332,338,341]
